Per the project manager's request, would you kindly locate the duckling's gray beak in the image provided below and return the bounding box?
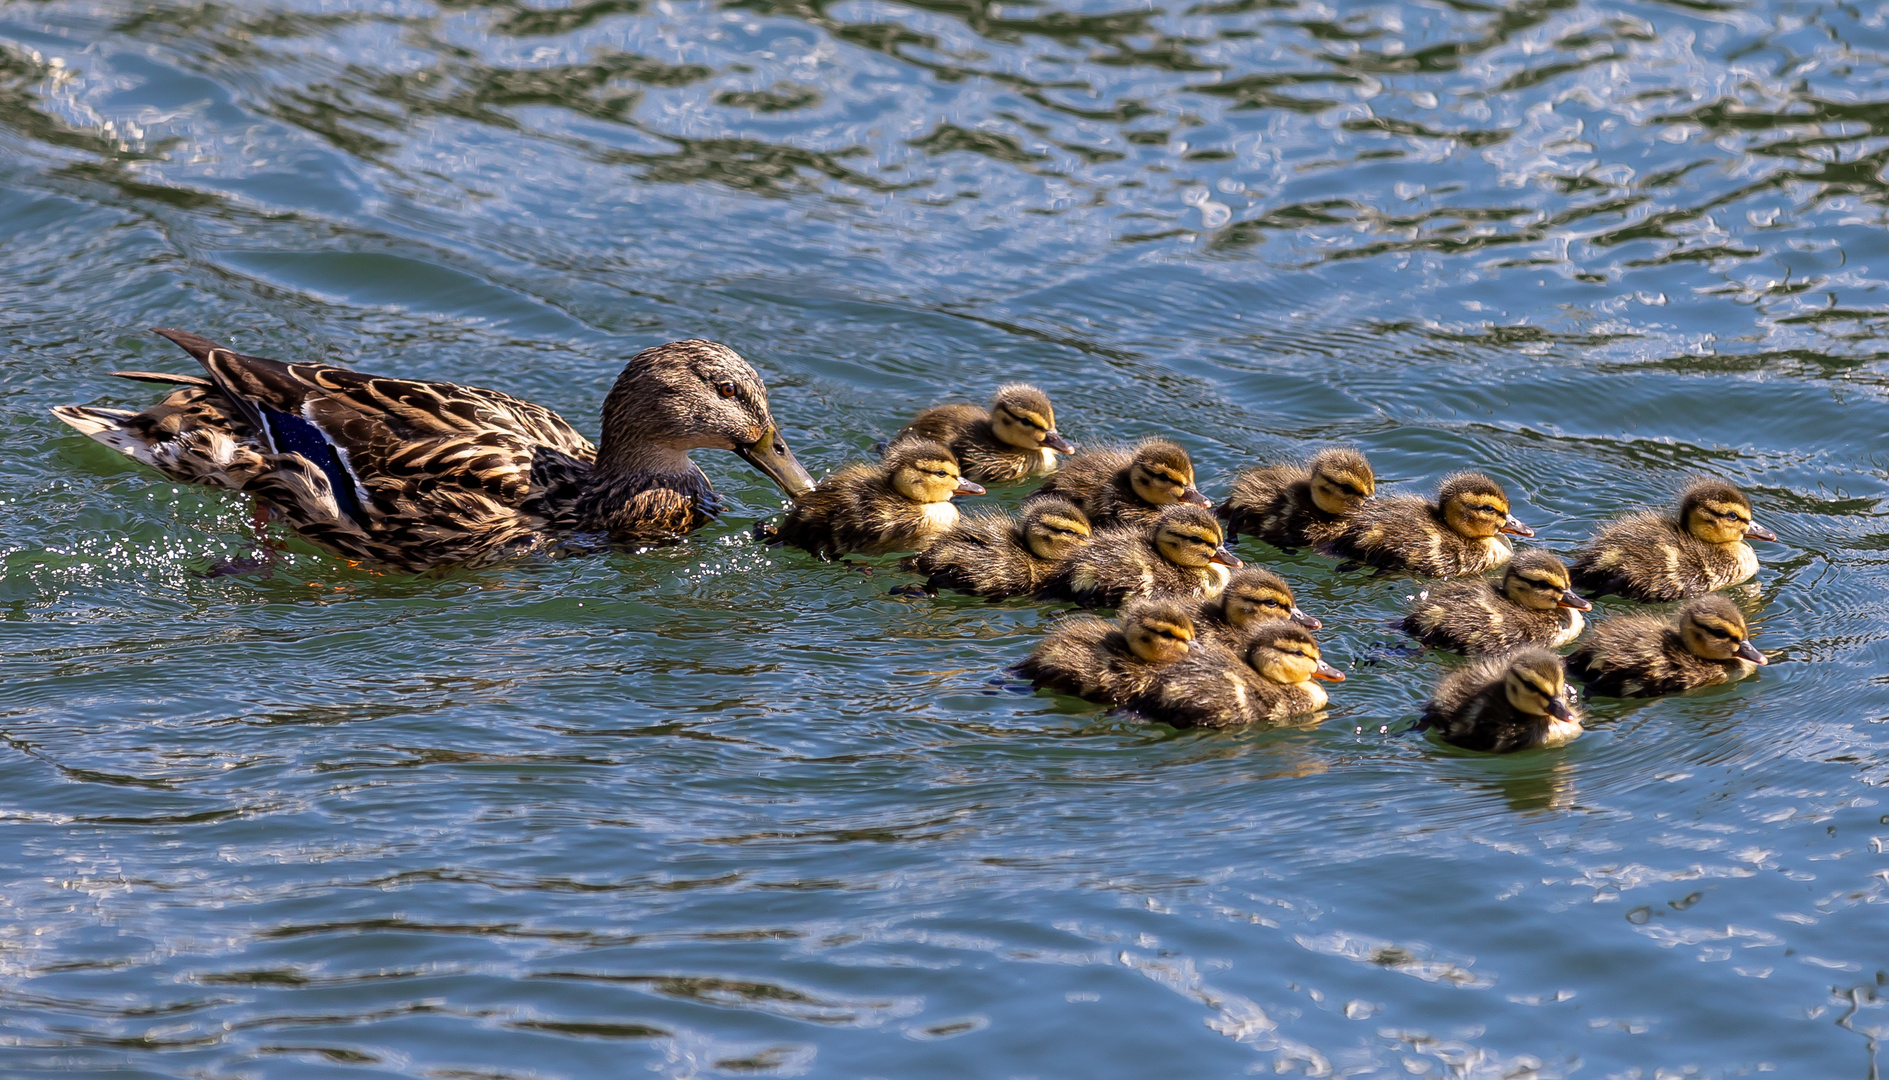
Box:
[1312,660,1345,682]
[1291,607,1322,630]
[1042,431,1076,454]
[954,479,986,497]
[1544,695,1573,722]
[1181,485,1211,508]
[735,424,815,499]
[1500,514,1534,538]
[1210,547,1243,569]
[1735,641,1768,665]
[1744,522,1778,542]
[1557,589,1592,611]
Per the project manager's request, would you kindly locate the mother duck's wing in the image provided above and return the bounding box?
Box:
[154,328,596,565]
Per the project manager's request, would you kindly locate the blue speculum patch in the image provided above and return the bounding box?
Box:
[260,403,368,526]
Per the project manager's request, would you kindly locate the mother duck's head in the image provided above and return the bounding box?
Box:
[595,339,814,497]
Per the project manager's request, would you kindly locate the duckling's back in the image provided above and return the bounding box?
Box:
[1016,617,1158,704]
[774,464,878,559]
[1042,527,1215,608]
[1402,580,1577,655]
[1131,645,1316,729]
[1571,511,1750,601]
[1219,463,1330,549]
[1567,614,1747,697]
[1417,657,1558,753]
[909,511,1044,599]
[1026,448,1143,526]
[837,477,958,557]
[895,403,986,447]
[1324,496,1508,576]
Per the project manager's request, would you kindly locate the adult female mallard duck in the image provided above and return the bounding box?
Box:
[1415,647,1583,753]
[1569,478,1777,601]
[771,438,983,558]
[50,329,814,572]
[1568,595,1767,698]
[890,384,1075,485]
[1321,471,1532,577]
[1219,447,1375,551]
[904,498,1092,599]
[1401,549,1591,655]
[1016,598,1196,706]
[1024,439,1209,529]
[1131,623,1343,729]
[1184,568,1320,649]
[1039,504,1242,609]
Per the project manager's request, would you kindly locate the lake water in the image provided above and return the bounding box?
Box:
[5,0,1889,1075]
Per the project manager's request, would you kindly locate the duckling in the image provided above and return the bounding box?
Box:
[1218,447,1375,550]
[1569,478,1777,601]
[1024,439,1209,529]
[1401,549,1592,655]
[891,384,1076,484]
[1415,647,1583,754]
[49,330,815,572]
[1321,471,1533,577]
[773,439,984,558]
[1568,595,1767,698]
[906,498,1093,599]
[1040,504,1242,608]
[1184,568,1320,649]
[1015,598,1197,705]
[1131,623,1344,729]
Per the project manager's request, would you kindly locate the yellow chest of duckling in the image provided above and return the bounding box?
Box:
[919,501,962,535]
[1727,540,1759,585]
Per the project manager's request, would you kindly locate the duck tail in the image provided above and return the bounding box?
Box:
[49,404,160,466]
[149,328,268,433]
[110,370,213,388]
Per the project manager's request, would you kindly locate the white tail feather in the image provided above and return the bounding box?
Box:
[50,406,161,466]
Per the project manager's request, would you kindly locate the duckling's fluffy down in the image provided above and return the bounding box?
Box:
[1570,511,1759,601]
[893,390,1061,485]
[1039,522,1230,609]
[1015,615,1164,705]
[1402,579,1583,655]
[906,509,1057,599]
[1321,478,1514,577]
[1568,605,1761,698]
[1129,642,1328,729]
[775,441,965,558]
[1417,651,1583,754]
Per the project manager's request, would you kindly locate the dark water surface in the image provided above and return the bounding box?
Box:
[5,0,1889,1075]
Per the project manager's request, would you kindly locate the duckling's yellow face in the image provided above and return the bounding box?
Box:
[1129,442,1209,507]
[888,442,981,505]
[989,385,1074,455]
[1678,598,1768,665]
[1683,492,1764,546]
[1247,627,1344,686]
[1439,473,1530,540]
[1022,504,1092,562]
[1503,653,1572,719]
[1223,577,1308,630]
[1308,450,1375,517]
[1151,508,1238,570]
[1123,603,1195,664]
[1501,553,1589,613]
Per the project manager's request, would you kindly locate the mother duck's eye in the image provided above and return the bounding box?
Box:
[716,382,738,399]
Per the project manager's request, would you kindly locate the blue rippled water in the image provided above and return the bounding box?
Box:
[5,0,1889,1075]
